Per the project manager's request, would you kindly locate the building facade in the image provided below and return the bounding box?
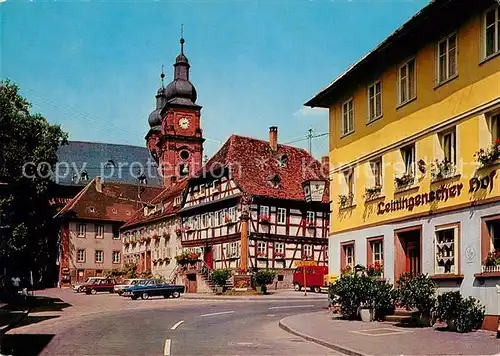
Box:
[306,0,500,330]
[120,182,186,281]
[178,127,330,290]
[56,177,161,286]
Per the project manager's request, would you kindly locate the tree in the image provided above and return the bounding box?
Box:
[0,80,68,287]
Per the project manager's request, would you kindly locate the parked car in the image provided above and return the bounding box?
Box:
[122,279,185,300]
[113,279,146,295]
[83,278,117,295]
[72,277,107,293]
[293,266,329,293]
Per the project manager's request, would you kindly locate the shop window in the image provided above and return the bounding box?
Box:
[434,224,459,275]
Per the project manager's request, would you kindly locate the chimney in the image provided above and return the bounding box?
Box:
[95,176,102,193]
[321,156,329,177]
[269,126,278,151]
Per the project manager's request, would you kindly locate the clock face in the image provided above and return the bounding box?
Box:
[178,117,190,129]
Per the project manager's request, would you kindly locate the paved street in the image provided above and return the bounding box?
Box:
[3,289,337,356]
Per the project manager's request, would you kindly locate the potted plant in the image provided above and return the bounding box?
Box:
[274,252,285,260]
[259,216,271,224]
[395,273,436,326]
[366,262,383,277]
[394,173,414,190]
[430,159,456,181]
[474,138,500,167]
[252,269,277,294]
[433,291,485,333]
[210,268,232,294]
[256,252,267,260]
[224,215,236,225]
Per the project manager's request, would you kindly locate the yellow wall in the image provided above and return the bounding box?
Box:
[328,7,500,233]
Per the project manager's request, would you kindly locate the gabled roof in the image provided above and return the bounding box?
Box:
[197,134,329,203]
[120,180,188,230]
[55,178,163,223]
[55,141,162,186]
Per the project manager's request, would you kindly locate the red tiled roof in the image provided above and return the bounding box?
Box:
[199,135,329,203]
[120,179,188,230]
[55,178,163,223]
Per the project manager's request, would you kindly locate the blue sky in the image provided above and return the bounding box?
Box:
[1,0,428,159]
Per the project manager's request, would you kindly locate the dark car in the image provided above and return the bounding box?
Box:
[123,279,185,300]
[83,278,116,295]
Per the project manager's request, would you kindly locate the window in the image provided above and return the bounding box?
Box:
[77,224,86,237]
[274,242,284,254]
[341,242,355,270]
[216,211,223,226]
[487,219,500,255]
[303,244,313,258]
[368,81,382,121]
[490,114,500,143]
[257,241,266,255]
[437,33,457,84]
[484,6,500,58]
[95,224,104,239]
[77,249,85,263]
[228,207,237,222]
[306,211,315,225]
[277,208,286,224]
[435,225,459,274]
[398,58,416,105]
[95,250,103,263]
[214,245,221,260]
[369,158,383,187]
[259,206,270,218]
[112,251,120,264]
[112,228,119,239]
[371,241,383,265]
[341,99,354,136]
[228,242,239,258]
[440,129,457,165]
[202,214,209,228]
[401,144,415,176]
[341,169,354,204]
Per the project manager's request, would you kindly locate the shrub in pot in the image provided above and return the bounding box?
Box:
[373,281,396,320]
[396,273,436,326]
[434,291,485,333]
[252,269,277,294]
[210,269,231,294]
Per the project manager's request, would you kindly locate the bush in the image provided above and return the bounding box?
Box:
[210,269,232,288]
[396,273,436,317]
[329,272,394,320]
[434,291,485,333]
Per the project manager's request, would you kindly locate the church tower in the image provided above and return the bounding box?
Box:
[146,36,204,188]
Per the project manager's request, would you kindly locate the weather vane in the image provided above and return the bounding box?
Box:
[160,64,165,87]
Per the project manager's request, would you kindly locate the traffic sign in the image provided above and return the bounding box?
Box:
[295,260,317,267]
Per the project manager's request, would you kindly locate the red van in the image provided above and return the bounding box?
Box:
[293,266,328,293]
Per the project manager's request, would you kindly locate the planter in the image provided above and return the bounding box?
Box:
[360,308,374,322]
[234,287,248,292]
[416,313,432,327]
[447,319,457,331]
[255,285,263,293]
[215,286,224,295]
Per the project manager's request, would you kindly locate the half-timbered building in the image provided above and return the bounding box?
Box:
[178,127,330,289]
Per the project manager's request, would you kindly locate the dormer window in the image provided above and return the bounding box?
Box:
[277,155,288,167]
[269,174,281,188]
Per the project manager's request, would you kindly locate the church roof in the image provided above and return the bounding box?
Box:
[55,141,162,187]
[198,134,329,203]
[55,177,162,223]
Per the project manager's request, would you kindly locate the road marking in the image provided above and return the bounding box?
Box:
[350,328,413,336]
[268,305,314,310]
[266,314,276,317]
[164,339,171,356]
[200,311,235,317]
[171,320,184,330]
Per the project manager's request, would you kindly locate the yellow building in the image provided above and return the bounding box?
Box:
[306,0,500,330]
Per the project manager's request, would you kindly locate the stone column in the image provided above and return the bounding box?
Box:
[240,214,249,272]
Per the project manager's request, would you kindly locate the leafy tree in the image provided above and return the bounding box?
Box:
[0,80,68,287]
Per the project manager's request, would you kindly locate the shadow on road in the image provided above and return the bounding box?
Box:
[17,314,60,328]
[1,334,55,356]
[28,296,72,313]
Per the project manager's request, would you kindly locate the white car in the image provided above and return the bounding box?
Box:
[72,277,107,293]
[113,279,146,295]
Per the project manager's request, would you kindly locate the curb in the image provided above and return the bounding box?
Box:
[278,316,367,356]
[181,297,327,301]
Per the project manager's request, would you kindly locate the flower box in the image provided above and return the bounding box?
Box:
[259,216,271,224]
[364,185,382,201]
[274,252,285,259]
[306,222,316,229]
[256,252,268,259]
[338,193,354,209]
[394,174,415,190]
[366,262,383,277]
[474,139,500,167]
[430,159,456,181]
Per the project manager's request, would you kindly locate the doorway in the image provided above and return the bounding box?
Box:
[204,247,213,269]
[186,274,197,293]
[394,226,422,280]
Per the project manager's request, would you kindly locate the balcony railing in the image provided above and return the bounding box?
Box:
[481,265,500,273]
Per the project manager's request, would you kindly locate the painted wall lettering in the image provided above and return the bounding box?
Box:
[377,183,464,215]
[469,170,496,193]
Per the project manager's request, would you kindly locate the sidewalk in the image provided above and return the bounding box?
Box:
[279,311,500,356]
[181,289,328,301]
